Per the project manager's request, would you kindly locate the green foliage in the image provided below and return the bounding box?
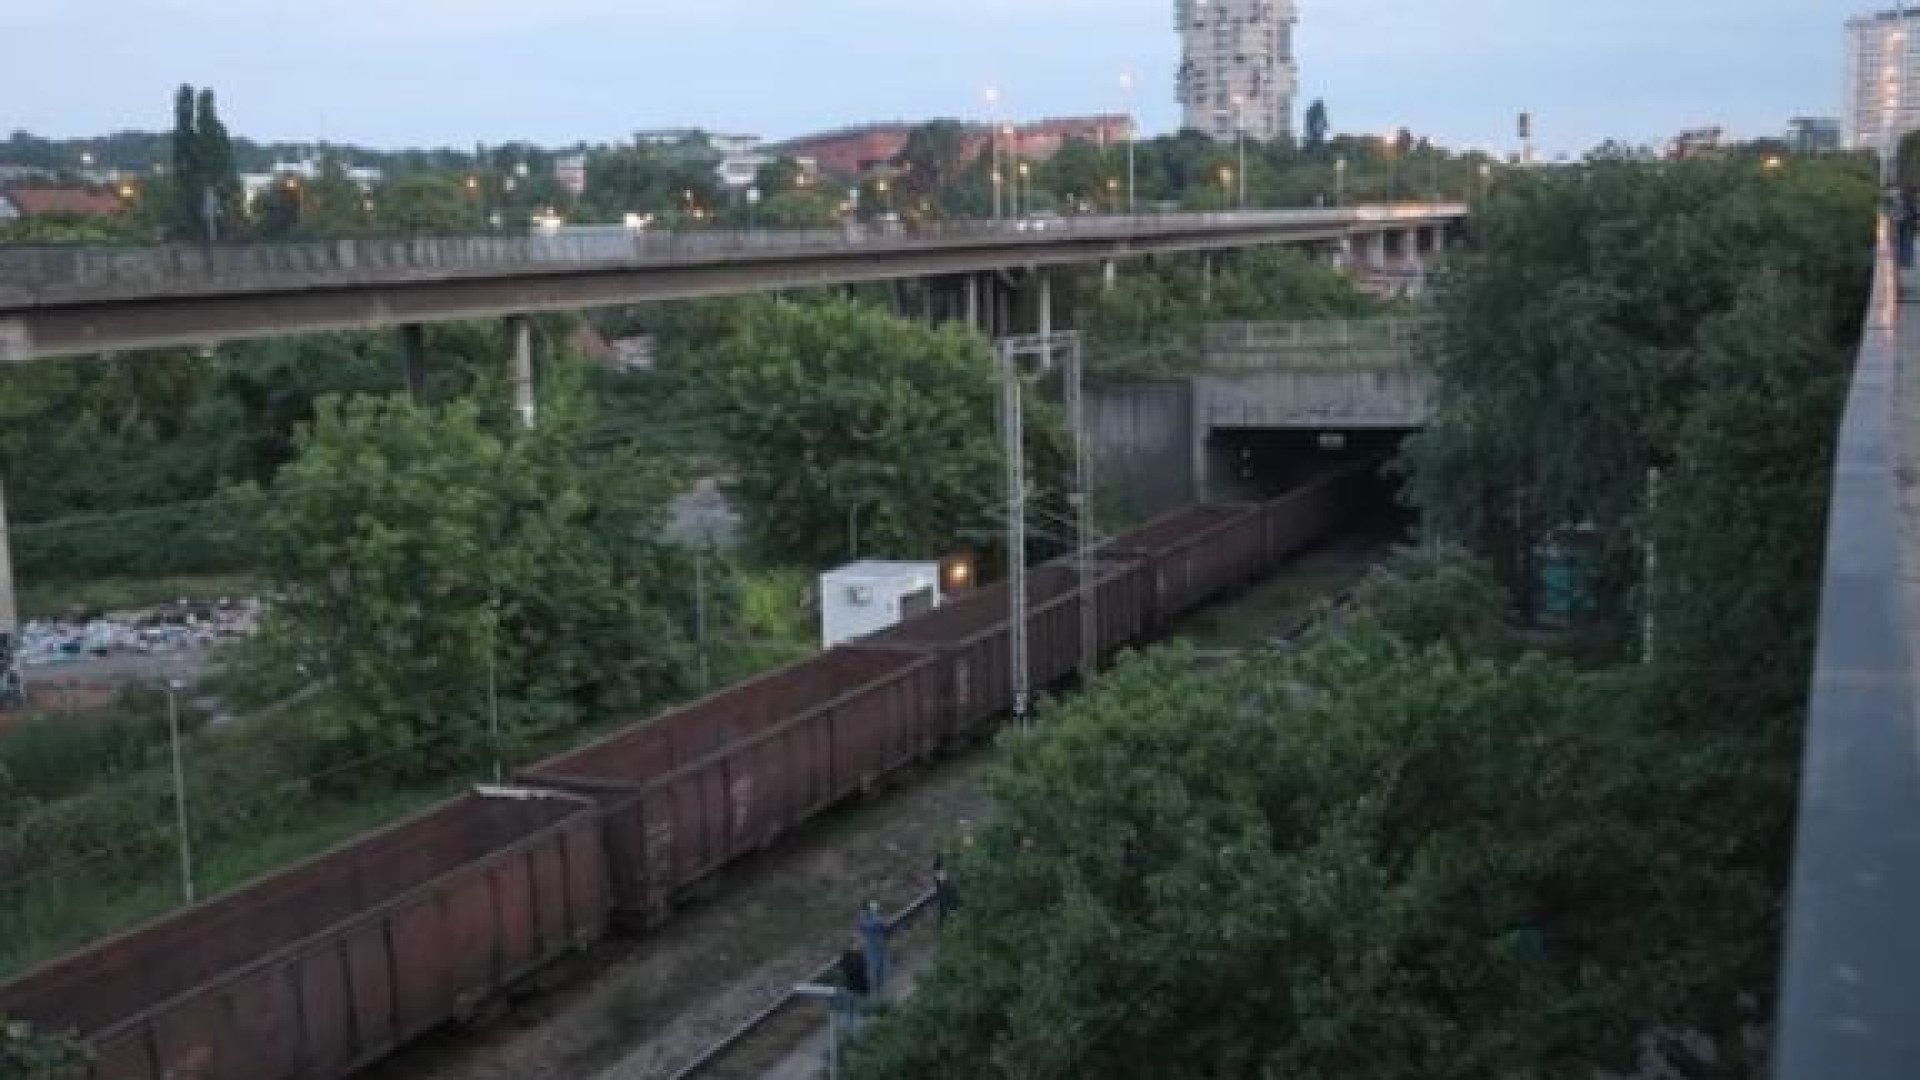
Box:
[1403,157,1873,635]
[577,145,722,225]
[1083,248,1379,365]
[251,383,697,782]
[852,633,1725,1079]
[1346,545,1516,657]
[0,1019,90,1079]
[1303,100,1330,154]
[372,172,484,233]
[684,298,1068,568]
[165,84,240,240]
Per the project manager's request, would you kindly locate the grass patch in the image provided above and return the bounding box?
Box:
[16,574,263,620]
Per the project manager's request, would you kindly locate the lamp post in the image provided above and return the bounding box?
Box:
[1233,95,1247,209]
[1478,161,1493,200]
[747,185,761,229]
[1120,70,1138,214]
[1016,161,1031,217]
[165,678,196,905]
[1335,157,1347,207]
[984,85,1003,219]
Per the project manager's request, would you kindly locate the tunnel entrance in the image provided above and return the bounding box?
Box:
[1205,426,1417,536]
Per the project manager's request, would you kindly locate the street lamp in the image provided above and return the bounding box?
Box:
[1017,161,1032,217]
[1334,157,1348,207]
[983,85,1004,219]
[1232,95,1247,209]
[1478,161,1493,200]
[747,185,762,228]
[165,678,196,905]
[1119,70,1138,214]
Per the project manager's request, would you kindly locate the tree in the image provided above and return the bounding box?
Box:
[684,298,1067,567]
[194,88,239,229]
[1303,99,1329,154]
[850,629,1719,1080]
[894,120,970,214]
[373,173,483,232]
[250,383,697,782]
[168,85,201,239]
[1081,248,1379,363]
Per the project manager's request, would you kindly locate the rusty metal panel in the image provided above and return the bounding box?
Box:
[0,791,606,1080]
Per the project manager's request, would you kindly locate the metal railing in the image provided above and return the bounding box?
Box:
[1772,234,1920,1079]
[0,204,1466,308]
[1203,317,1437,353]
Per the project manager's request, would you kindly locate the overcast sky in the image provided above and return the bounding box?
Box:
[1,0,1849,156]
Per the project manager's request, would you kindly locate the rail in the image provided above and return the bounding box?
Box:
[1202,317,1437,352]
[0,204,1466,308]
[1771,236,1920,1078]
[665,889,938,1080]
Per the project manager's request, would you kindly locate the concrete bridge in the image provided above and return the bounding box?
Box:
[0,204,1464,364]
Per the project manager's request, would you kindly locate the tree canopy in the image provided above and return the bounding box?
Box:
[682,298,1067,568]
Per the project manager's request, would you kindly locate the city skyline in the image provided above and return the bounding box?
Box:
[1,0,1842,157]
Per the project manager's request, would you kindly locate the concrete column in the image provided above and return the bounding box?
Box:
[1037,270,1053,341]
[507,315,536,430]
[1406,228,1426,274]
[1189,380,1212,503]
[965,273,981,333]
[1366,230,1387,271]
[0,473,15,640]
[398,323,428,402]
[1431,226,1448,255]
[0,471,14,708]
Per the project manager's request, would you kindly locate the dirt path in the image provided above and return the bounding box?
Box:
[363,753,994,1080]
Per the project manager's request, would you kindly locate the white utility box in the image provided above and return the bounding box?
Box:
[820,561,943,648]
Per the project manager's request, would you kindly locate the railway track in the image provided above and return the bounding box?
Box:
[666,891,938,1080]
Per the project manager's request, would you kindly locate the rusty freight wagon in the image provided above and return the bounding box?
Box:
[867,557,1149,739]
[0,789,608,1080]
[1103,503,1268,628]
[520,645,940,922]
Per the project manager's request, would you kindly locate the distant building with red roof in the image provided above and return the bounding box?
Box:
[772,115,1132,179]
[0,187,125,221]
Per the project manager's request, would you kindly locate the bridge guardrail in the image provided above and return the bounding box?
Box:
[1772,236,1920,1079]
[0,204,1467,308]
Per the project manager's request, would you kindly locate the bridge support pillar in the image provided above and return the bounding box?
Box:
[965,274,981,332]
[1404,229,1426,276]
[1037,270,1053,341]
[1366,231,1387,272]
[398,324,428,402]
[507,315,535,430]
[1430,227,1447,256]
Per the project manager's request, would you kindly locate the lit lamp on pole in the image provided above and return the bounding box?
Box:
[1334,157,1348,207]
[1017,160,1031,217]
[747,185,762,228]
[983,84,1003,219]
[1218,164,1235,205]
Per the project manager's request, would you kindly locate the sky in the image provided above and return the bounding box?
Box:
[0,0,1851,157]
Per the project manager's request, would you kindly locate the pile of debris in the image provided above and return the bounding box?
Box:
[16,597,263,668]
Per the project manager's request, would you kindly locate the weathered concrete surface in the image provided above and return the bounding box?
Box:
[1086,379,1196,519]
[0,207,1467,361]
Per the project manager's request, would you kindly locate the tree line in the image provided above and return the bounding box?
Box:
[845,154,1877,1078]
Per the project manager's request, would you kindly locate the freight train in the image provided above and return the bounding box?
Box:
[0,463,1374,1080]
